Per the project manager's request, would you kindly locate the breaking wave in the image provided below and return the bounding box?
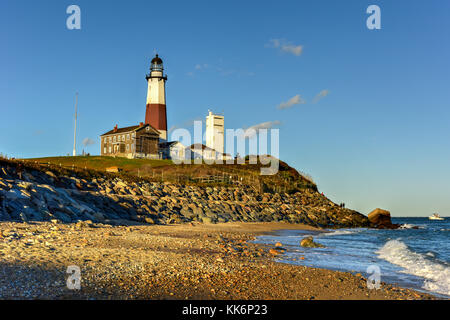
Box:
[320,229,362,237]
[399,223,421,229]
[377,240,450,296]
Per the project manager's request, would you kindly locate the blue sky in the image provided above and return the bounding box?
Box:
[1,0,449,216]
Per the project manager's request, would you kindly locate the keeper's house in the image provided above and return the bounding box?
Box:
[100,122,160,159]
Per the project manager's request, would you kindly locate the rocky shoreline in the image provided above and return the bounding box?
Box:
[0,160,438,300]
[0,221,435,299]
[0,160,369,228]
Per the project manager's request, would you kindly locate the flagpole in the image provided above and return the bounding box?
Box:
[72,92,78,157]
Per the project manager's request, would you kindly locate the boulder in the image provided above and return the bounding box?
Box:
[269,248,282,255]
[144,216,156,224]
[367,208,400,229]
[45,171,57,179]
[92,212,105,221]
[201,216,216,224]
[269,246,286,256]
[300,236,325,248]
[19,212,28,222]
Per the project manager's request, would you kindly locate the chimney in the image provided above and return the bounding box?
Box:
[139,122,144,127]
[114,124,118,132]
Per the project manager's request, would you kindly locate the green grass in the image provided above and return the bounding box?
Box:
[27,156,174,172]
[23,155,317,193]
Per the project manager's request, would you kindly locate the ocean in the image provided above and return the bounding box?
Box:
[254,217,450,298]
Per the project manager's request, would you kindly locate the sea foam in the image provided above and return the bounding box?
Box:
[321,229,360,236]
[399,223,421,229]
[377,240,450,296]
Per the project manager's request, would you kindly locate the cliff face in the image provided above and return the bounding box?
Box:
[0,160,369,228]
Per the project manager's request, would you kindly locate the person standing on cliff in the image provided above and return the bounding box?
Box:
[16,163,24,180]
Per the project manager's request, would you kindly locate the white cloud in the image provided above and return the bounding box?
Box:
[243,120,281,138]
[168,117,203,135]
[268,39,303,56]
[281,44,303,56]
[195,63,209,70]
[313,89,330,103]
[82,138,95,147]
[277,94,306,110]
[188,62,253,78]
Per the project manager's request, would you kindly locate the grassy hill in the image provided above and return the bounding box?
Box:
[29,156,173,171]
[23,156,317,194]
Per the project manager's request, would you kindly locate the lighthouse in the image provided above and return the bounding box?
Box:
[145,54,168,141]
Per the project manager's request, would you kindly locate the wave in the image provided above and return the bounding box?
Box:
[399,223,422,229]
[321,229,361,237]
[377,240,450,296]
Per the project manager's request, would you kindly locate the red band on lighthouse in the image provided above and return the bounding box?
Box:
[145,103,167,131]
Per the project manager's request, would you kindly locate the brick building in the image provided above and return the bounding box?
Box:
[100,122,160,159]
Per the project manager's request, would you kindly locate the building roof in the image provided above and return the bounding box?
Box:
[151,54,163,65]
[188,144,218,152]
[100,123,160,136]
[159,141,179,148]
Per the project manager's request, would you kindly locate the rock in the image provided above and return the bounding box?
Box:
[1,167,9,177]
[300,236,325,248]
[19,212,28,222]
[269,248,284,255]
[74,220,93,230]
[144,216,156,224]
[17,181,33,191]
[92,212,105,221]
[45,171,57,179]
[201,216,216,224]
[367,208,400,229]
[52,211,72,223]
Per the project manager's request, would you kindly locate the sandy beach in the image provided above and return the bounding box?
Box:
[0,221,436,300]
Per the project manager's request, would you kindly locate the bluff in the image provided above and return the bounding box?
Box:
[0,158,369,228]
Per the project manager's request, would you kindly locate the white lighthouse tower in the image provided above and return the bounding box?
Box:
[145,54,168,141]
[205,110,224,156]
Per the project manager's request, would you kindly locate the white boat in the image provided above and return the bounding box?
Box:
[429,213,444,220]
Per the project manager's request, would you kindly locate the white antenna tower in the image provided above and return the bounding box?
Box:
[72,92,78,157]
